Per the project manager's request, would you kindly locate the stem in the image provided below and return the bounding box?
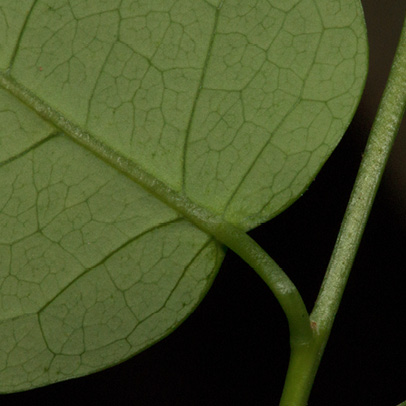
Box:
[312,14,406,331]
[212,223,312,346]
[280,13,406,406]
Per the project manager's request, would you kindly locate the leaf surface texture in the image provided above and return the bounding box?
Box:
[0,0,367,391]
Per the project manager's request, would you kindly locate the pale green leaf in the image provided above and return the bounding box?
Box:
[0,0,367,392]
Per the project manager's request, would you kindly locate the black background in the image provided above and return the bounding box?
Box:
[4,0,406,405]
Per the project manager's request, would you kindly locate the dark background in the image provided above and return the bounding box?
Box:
[4,0,406,405]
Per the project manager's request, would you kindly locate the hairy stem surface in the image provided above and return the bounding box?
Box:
[280,12,406,406]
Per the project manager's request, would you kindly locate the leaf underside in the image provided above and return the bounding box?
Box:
[0,0,367,392]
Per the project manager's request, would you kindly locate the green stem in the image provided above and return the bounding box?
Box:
[312,18,406,332]
[212,223,312,346]
[279,335,320,405]
[280,13,406,406]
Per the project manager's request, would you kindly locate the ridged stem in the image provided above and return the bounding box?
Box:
[280,13,406,406]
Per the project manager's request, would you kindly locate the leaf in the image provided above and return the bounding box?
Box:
[0,0,367,392]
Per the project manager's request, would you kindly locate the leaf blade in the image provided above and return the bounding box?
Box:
[0,136,223,392]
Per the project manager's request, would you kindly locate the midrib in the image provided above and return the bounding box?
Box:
[0,71,306,332]
[0,72,227,237]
